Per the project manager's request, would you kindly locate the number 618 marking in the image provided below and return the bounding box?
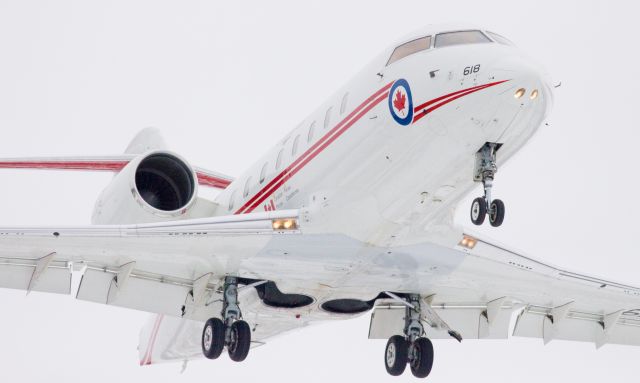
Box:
[463,64,480,76]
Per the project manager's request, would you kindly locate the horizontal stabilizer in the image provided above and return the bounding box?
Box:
[0,155,234,189]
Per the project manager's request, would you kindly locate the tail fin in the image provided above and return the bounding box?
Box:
[125,127,168,154]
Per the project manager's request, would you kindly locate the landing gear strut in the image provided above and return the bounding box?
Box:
[470,142,505,227]
[384,294,434,378]
[201,276,252,362]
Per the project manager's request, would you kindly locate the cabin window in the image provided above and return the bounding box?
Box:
[386,36,431,66]
[276,148,284,170]
[291,135,300,157]
[259,162,268,184]
[435,30,490,48]
[243,176,253,198]
[307,121,316,143]
[340,93,349,115]
[228,190,237,210]
[486,31,514,46]
[324,107,333,129]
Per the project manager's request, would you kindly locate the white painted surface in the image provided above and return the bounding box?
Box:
[0,1,639,382]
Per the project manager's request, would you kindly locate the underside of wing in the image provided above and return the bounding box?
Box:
[0,210,300,321]
[366,230,640,349]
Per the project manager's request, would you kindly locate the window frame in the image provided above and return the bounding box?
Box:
[434,30,491,48]
[275,148,285,170]
[307,121,316,143]
[324,107,333,130]
[386,36,432,66]
[485,31,514,46]
[291,134,300,157]
[340,93,349,115]
[243,176,253,198]
[259,162,268,184]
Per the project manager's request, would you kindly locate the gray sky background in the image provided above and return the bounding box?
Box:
[0,0,639,381]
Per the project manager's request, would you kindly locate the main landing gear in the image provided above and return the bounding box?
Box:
[384,295,434,378]
[470,142,505,227]
[201,276,251,362]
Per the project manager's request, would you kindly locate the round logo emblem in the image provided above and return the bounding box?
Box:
[388,79,413,125]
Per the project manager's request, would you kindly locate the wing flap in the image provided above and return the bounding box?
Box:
[513,305,640,347]
[76,267,191,317]
[0,256,71,294]
[0,210,299,319]
[368,303,513,340]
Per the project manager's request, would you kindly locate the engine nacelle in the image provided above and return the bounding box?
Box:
[92,151,198,224]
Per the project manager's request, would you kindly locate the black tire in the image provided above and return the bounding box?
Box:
[470,197,487,225]
[201,318,225,359]
[228,320,251,362]
[410,337,434,378]
[385,335,409,376]
[489,199,505,227]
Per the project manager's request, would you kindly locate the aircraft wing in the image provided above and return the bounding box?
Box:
[0,210,300,318]
[368,230,640,349]
[0,208,343,365]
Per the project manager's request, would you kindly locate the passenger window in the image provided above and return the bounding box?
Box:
[291,135,300,157]
[386,36,431,66]
[435,30,490,48]
[243,176,253,198]
[307,122,315,143]
[324,107,333,129]
[228,190,236,210]
[276,148,284,170]
[259,162,268,184]
[486,31,514,46]
[340,93,349,115]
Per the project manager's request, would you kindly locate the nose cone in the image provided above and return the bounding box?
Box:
[473,54,553,145]
[491,56,554,117]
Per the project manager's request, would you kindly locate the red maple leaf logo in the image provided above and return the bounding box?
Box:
[393,89,406,114]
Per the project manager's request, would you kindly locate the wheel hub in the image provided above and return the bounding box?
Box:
[386,343,396,366]
[203,325,213,351]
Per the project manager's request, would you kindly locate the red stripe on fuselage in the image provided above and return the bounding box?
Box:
[233,79,509,215]
[412,80,509,123]
[234,81,394,214]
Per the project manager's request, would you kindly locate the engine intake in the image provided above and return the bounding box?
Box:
[92,150,198,224]
[135,153,195,211]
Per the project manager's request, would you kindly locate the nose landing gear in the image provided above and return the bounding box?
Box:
[201,276,252,362]
[470,143,505,227]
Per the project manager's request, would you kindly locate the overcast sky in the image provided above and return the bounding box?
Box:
[0,0,639,382]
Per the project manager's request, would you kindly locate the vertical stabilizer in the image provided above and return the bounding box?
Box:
[125,127,168,154]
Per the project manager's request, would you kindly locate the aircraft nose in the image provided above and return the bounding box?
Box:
[491,56,552,105]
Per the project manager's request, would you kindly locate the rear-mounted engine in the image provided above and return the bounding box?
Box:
[92,151,198,224]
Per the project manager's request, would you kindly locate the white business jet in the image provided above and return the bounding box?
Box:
[0,23,636,379]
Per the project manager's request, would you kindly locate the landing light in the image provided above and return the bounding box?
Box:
[514,88,526,99]
[530,89,539,100]
[459,235,477,250]
[272,218,298,231]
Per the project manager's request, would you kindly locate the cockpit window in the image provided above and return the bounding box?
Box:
[386,36,431,66]
[435,30,490,48]
[486,31,515,46]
